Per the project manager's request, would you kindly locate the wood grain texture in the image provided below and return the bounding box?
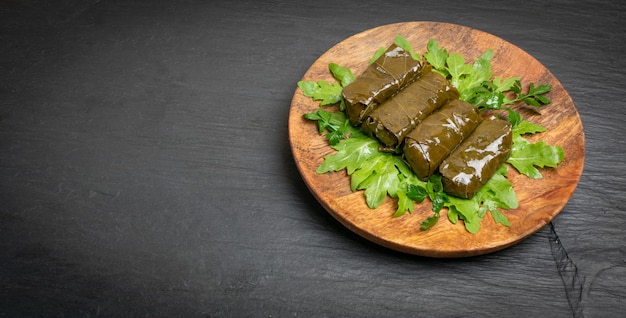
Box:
[289,22,585,257]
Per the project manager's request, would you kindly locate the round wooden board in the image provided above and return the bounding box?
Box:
[288,22,585,258]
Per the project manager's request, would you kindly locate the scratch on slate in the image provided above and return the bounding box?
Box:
[549,222,584,318]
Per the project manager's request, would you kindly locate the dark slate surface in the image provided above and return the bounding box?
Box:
[1,1,624,317]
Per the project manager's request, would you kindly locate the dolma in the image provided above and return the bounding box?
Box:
[403,99,482,181]
[342,44,428,126]
[361,71,459,149]
[439,116,512,199]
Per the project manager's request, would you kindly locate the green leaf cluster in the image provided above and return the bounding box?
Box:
[298,37,565,234]
[304,108,439,215]
[445,165,517,233]
[423,39,552,111]
[316,131,421,210]
[303,110,360,146]
[507,134,564,179]
[297,63,355,110]
[308,116,519,234]
[504,108,565,179]
[422,39,564,180]
[297,80,342,106]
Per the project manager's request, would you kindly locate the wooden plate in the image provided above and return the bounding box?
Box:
[288,22,585,258]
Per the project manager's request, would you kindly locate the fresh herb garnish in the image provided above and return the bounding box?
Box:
[445,165,517,233]
[508,134,565,179]
[423,39,552,111]
[369,35,421,64]
[302,110,358,146]
[393,35,421,61]
[300,36,563,233]
[507,81,552,109]
[297,80,343,106]
[503,107,564,179]
[298,63,355,111]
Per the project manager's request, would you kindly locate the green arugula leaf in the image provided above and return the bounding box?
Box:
[369,35,421,66]
[463,218,481,234]
[317,127,430,210]
[464,85,504,110]
[394,35,420,60]
[477,167,518,211]
[493,76,520,93]
[317,134,379,175]
[457,49,493,96]
[297,80,343,106]
[394,191,414,217]
[443,165,516,233]
[350,154,386,192]
[447,206,459,224]
[317,134,408,209]
[490,209,512,227]
[356,156,403,209]
[506,108,547,136]
[329,63,355,87]
[507,135,564,179]
[369,47,386,65]
[446,53,472,89]
[424,39,449,76]
[298,63,354,110]
[446,196,481,234]
[394,174,428,217]
[512,120,547,136]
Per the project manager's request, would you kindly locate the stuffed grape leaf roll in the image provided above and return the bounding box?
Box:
[439,116,512,199]
[360,71,459,149]
[342,44,428,126]
[403,99,482,181]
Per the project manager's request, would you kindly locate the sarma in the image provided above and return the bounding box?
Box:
[403,99,482,181]
[361,71,459,149]
[342,44,428,126]
[439,116,512,199]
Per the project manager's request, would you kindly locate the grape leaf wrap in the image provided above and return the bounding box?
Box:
[403,99,482,181]
[439,116,513,199]
[343,44,428,126]
[361,71,459,149]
